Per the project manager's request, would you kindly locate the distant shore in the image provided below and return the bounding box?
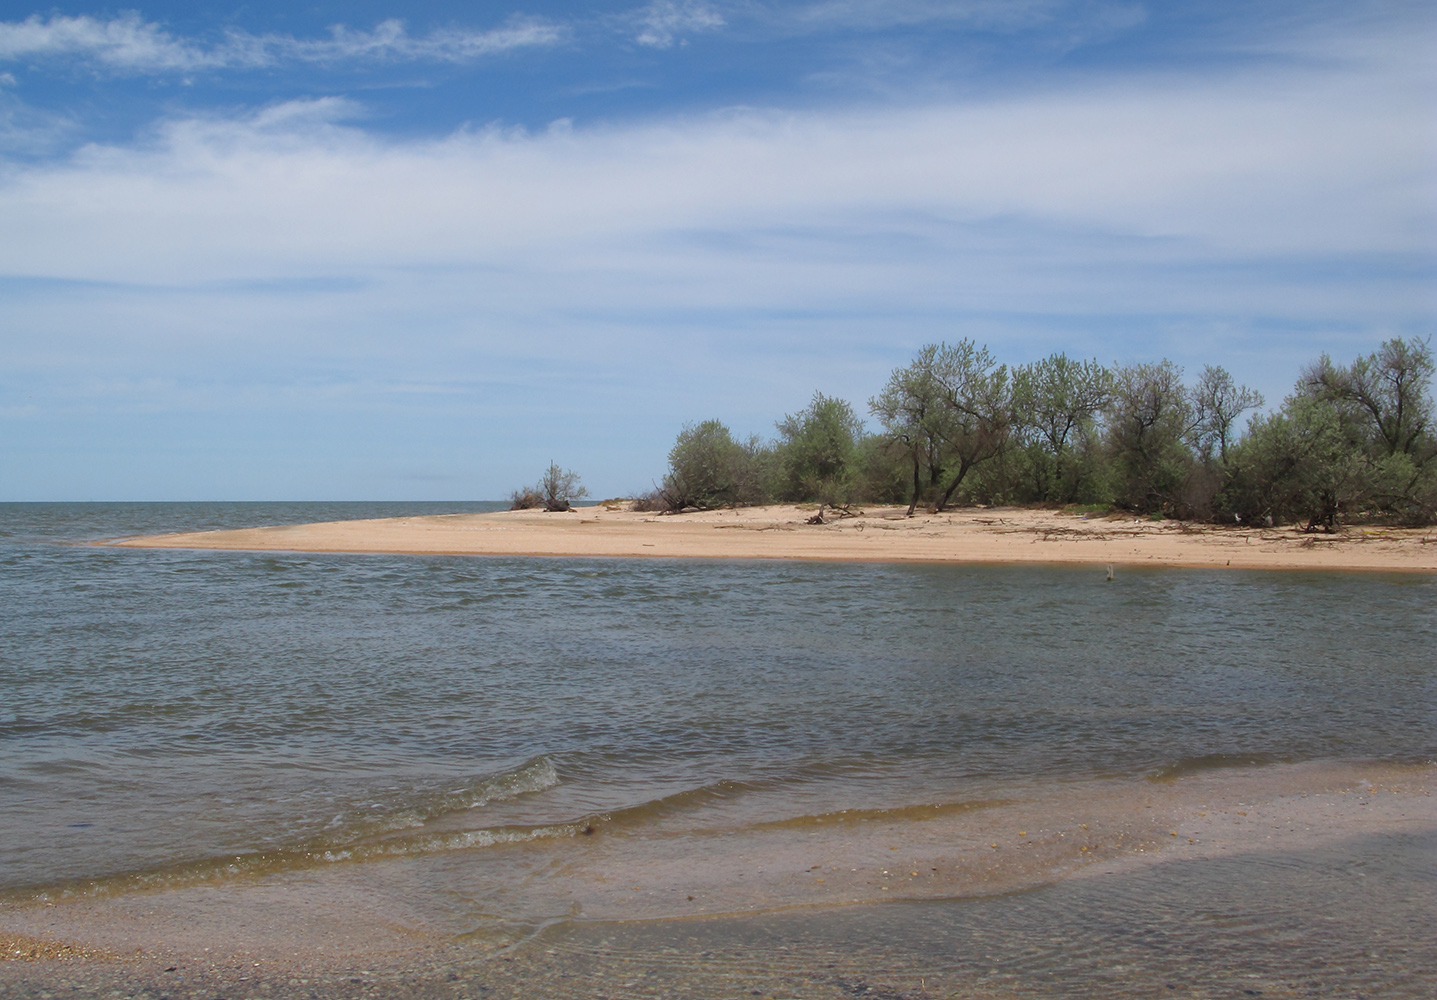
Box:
[108,504,1437,572]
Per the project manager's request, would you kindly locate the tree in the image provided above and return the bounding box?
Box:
[1104,361,1196,514]
[870,350,948,516]
[1304,337,1434,459]
[1225,392,1374,530]
[1221,338,1437,529]
[1190,365,1263,467]
[927,341,1012,510]
[1010,354,1113,503]
[775,392,864,504]
[870,342,1010,514]
[511,462,588,512]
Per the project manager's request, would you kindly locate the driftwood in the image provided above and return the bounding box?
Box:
[805,503,863,524]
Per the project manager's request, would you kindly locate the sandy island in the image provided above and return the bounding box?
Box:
[109,503,1437,572]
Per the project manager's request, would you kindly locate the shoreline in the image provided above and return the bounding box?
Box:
[2,761,1431,990]
[107,503,1437,573]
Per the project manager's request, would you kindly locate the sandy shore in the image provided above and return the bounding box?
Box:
[109,503,1437,572]
[2,761,1431,993]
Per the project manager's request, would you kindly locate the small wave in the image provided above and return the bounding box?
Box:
[1,756,566,903]
[349,755,562,836]
[1147,752,1290,782]
[747,798,1009,831]
[5,818,584,906]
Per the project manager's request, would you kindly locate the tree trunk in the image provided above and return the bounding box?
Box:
[935,460,971,512]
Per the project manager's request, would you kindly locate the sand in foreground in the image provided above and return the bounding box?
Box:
[111,504,1437,572]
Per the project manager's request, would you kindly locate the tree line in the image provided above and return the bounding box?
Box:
[645,337,1436,529]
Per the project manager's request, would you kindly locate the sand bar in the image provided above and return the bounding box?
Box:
[110,504,1437,572]
[1,762,1431,980]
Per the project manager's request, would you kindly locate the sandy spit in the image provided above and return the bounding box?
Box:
[109,504,1437,572]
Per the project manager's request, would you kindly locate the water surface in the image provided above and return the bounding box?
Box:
[1,503,1433,994]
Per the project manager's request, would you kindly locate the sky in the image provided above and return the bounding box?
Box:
[1,1,1433,500]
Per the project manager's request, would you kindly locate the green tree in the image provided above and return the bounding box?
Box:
[1010,354,1113,503]
[1304,337,1434,459]
[1104,360,1197,514]
[775,392,864,504]
[1225,392,1373,530]
[1190,365,1264,467]
[870,350,948,516]
[660,420,770,510]
[870,342,1011,514]
[927,341,1012,511]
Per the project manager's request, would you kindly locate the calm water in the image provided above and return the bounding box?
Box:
[1,503,1434,994]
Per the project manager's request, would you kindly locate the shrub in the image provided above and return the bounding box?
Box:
[510,463,589,512]
[660,420,771,510]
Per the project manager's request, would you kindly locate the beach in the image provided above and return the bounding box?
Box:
[110,503,1437,572]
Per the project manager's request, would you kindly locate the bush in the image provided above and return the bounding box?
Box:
[510,463,589,512]
[660,420,771,510]
[775,393,864,504]
[508,488,542,510]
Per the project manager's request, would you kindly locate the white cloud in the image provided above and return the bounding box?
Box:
[0,13,563,74]
[0,13,1431,499]
[634,1,726,48]
[2,47,1426,287]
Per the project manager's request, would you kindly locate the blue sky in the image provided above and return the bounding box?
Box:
[1,1,1433,500]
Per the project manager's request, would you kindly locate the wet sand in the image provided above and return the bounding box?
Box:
[109,504,1437,572]
[2,762,1431,996]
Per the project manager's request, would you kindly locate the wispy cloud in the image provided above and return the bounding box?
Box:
[2,32,1426,312]
[0,13,563,74]
[634,1,726,48]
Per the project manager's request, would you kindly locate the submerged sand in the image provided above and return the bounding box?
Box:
[110,504,1437,572]
[2,761,1431,979]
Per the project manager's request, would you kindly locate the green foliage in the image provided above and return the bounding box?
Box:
[775,392,864,504]
[1191,365,1264,466]
[1225,342,1437,528]
[1305,337,1434,458]
[853,432,916,505]
[1224,392,1374,530]
[1104,360,1197,515]
[1009,353,1113,503]
[660,420,771,510]
[646,337,1435,526]
[868,340,1011,513]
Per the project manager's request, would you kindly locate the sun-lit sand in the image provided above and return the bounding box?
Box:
[109,503,1437,572]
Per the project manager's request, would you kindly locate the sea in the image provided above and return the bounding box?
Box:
[1,502,1434,998]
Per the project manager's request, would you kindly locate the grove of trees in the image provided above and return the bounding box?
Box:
[649,337,1436,529]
